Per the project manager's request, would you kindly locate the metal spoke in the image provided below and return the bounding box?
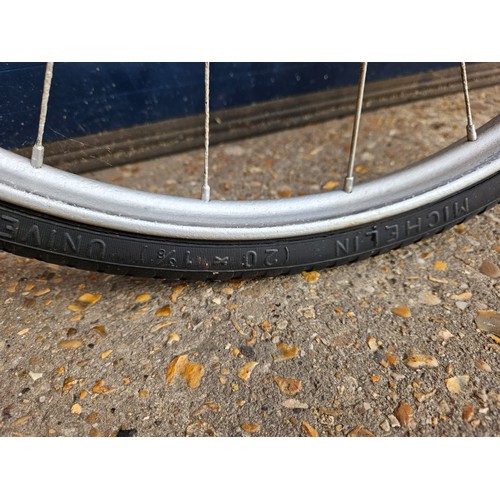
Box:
[460,62,477,141]
[201,62,211,202]
[343,62,368,193]
[31,62,54,168]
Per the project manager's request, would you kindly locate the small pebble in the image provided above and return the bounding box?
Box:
[151,322,170,334]
[62,377,77,394]
[273,343,298,361]
[413,388,436,403]
[203,402,221,412]
[239,345,256,358]
[67,303,86,312]
[391,306,412,318]
[429,275,448,284]
[475,310,500,333]
[439,400,452,416]
[71,403,82,414]
[380,420,391,433]
[155,305,171,317]
[278,189,292,198]
[479,260,500,278]
[385,352,398,365]
[12,415,31,426]
[167,333,180,345]
[170,284,187,303]
[394,401,415,429]
[301,421,319,437]
[355,165,368,173]
[238,361,258,381]
[445,375,469,394]
[347,425,375,437]
[301,271,320,283]
[322,181,339,190]
[366,336,378,352]
[100,349,113,359]
[78,293,102,305]
[302,307,316,319]
[405,353,439,369]
[116,428,138,437]
[273,376,302,396]
[57,339,82,349]
[276,319,288,330]
[92,380,115,394]
[388,414,401,428]
[166,354,204,389]
[282,399,309,409]
[434,261,448,271]
[450,291,472,300]
[475,359,492,372]
[462,405,475,422]
[241,422,261,434]
[135,294,151,303]
[437,329,454,342]
[419,292,441,305]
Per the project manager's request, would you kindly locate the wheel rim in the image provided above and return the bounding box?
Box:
[0,115,499,241]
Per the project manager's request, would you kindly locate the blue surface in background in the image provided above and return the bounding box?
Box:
[0,62,455,149]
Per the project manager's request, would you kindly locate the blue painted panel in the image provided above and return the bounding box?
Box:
[0,62,455,149]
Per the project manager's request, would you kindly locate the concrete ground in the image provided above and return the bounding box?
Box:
[0,85,499,437]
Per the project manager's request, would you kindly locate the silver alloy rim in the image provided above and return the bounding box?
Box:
[0,116,499,241]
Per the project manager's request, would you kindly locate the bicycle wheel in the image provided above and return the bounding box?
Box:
[0,63,499,280]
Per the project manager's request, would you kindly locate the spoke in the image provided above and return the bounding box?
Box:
[31,62,54,168]
[201,62,211,202]
[343,62,368,193]
[460,62,477,141]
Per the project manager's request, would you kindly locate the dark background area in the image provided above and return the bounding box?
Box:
[0,62,455,149]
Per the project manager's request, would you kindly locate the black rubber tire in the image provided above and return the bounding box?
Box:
[0,171,498,280]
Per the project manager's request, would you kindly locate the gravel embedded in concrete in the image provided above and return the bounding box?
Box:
[0,85,499,437]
